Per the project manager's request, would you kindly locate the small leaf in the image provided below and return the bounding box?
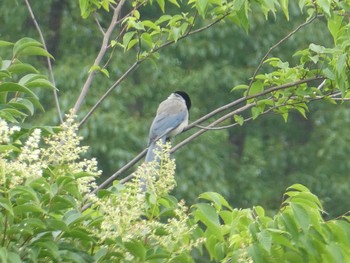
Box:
[127,39,139,50]
[248,81,264,96]
[199,192,232,210]
[122,31,137,51]
[0,197,14,216]
[197,0,209,18]
[156,0,165,12]
[101,68,110,78]
[169,0,180,8]
[251,106,261,120]
[317,0,331,16]
[0,40,14,47]
[234,114,244,126]
[89,65,101,73]
[232,84,248,92]
[280,0,289,20]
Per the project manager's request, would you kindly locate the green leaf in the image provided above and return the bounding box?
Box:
[0,60,11,70]
[142,20,161,31]
[287,184,311,193]
[156,0,165,12]
[327,14,343,44]
[280,0,289,20]
[8,62,39,75]
[251,106,261,120]
[170,27,181,42]
[197,0,209,18]
[125,240,147,260]
[248,81,264,96]
[141,33,154,48]
[101,68,110,78]
[0,40,14,47]
[25,78,56,90]
[0,248,21,263]
[169,0,180,8]
[0,82,38,98]
[122,31,137,51]
[18,46,54,59]
[9,99,34,115]
[232,84,248,92]
[0,197,14,216]
[317,0,331,16]
[13,38,44,57]
[0,70,11,79]
[194,203,221,232]
[0,145,20,153]
[234,114,244,126]
[13,204,45,215]
[199,192,232,210]
[257,230,272,253]
[291,203,310,232]
[309,43,326,54]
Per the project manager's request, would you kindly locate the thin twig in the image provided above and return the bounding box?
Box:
[94,13,105,35]
[24,0,63,123]
[90,148,147,195]
[73,0,126,113]
[78,60,140,127]
[246,7,319,96]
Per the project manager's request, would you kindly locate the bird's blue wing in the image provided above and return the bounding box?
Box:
[148,111,186,143]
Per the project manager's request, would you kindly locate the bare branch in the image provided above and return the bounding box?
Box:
[73,0,126,113]
[78,60,139,127]
[94,13,105,35]
[24,0,63,123]
[90,148,147,195]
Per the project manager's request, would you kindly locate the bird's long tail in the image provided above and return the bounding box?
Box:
[145,137,166,163]
[142,137,166,191]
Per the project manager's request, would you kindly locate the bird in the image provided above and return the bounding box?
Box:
[145,91,191,163]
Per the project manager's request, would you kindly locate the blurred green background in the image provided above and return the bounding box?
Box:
[1,0,349,218]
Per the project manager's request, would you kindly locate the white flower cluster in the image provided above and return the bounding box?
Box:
[0,118,20,144]
[96,142,203,260]
[0,112,100,193]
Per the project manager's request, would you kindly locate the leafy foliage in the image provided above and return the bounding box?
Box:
[0,38,54,123]
[194,184,350,262]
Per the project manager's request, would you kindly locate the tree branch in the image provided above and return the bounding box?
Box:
[73,0,126,113]
[24,0,63,123]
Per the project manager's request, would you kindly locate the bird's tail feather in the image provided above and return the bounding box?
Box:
[142,137,166,191]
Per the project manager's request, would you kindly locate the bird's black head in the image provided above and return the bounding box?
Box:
[175,91,191,111]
